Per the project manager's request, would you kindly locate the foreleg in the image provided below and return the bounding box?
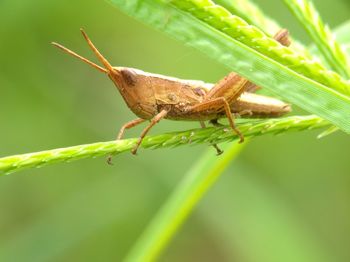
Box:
[117,118,146,140]
[107,118,146,164]
[132,109,168,155]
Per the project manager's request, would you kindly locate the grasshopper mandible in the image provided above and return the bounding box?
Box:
[52,29,291,156]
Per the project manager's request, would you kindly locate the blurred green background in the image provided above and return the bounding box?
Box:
[1,0,350,261]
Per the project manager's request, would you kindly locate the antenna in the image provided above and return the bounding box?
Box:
[51,41,107,73]
[51,28,116,74]
[80,28,114,73]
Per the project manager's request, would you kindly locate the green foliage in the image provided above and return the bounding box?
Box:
[125,142,245,261]
[0,115,329,175]
[214,0,280,34]
[284,0,350,78]
[216,0,309,54]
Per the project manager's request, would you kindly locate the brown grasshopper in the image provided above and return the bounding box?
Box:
[52,29,291,156]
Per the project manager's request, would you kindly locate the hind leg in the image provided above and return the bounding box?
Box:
[188,97,244,143]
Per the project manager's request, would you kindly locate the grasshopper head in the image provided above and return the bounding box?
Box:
[51,29,152,118]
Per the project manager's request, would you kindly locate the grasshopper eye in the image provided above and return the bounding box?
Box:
[120,69,137,86]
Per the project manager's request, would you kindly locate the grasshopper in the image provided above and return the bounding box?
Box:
[52,29,291,156]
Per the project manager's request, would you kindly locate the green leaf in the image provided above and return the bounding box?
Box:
[215,0,310,55]
[124,142,246,261]
[284,0,350,78]
[214,0,280,34]
[215,0,309,54]
[107,0,350,134]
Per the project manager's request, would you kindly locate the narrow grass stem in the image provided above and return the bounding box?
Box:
[124,141,246,261]
[0,115,329,176]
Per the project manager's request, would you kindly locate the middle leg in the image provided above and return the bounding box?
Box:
[199,121,223,155]
[209,119,224,127]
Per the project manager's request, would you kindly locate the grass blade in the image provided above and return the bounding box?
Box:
[215,0,309,54]
[284,0,350,78]
[123,142,245,261]
[215,0,280,34]
[0,116,329,175]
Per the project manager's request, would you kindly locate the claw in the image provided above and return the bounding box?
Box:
[106,155,114,165]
